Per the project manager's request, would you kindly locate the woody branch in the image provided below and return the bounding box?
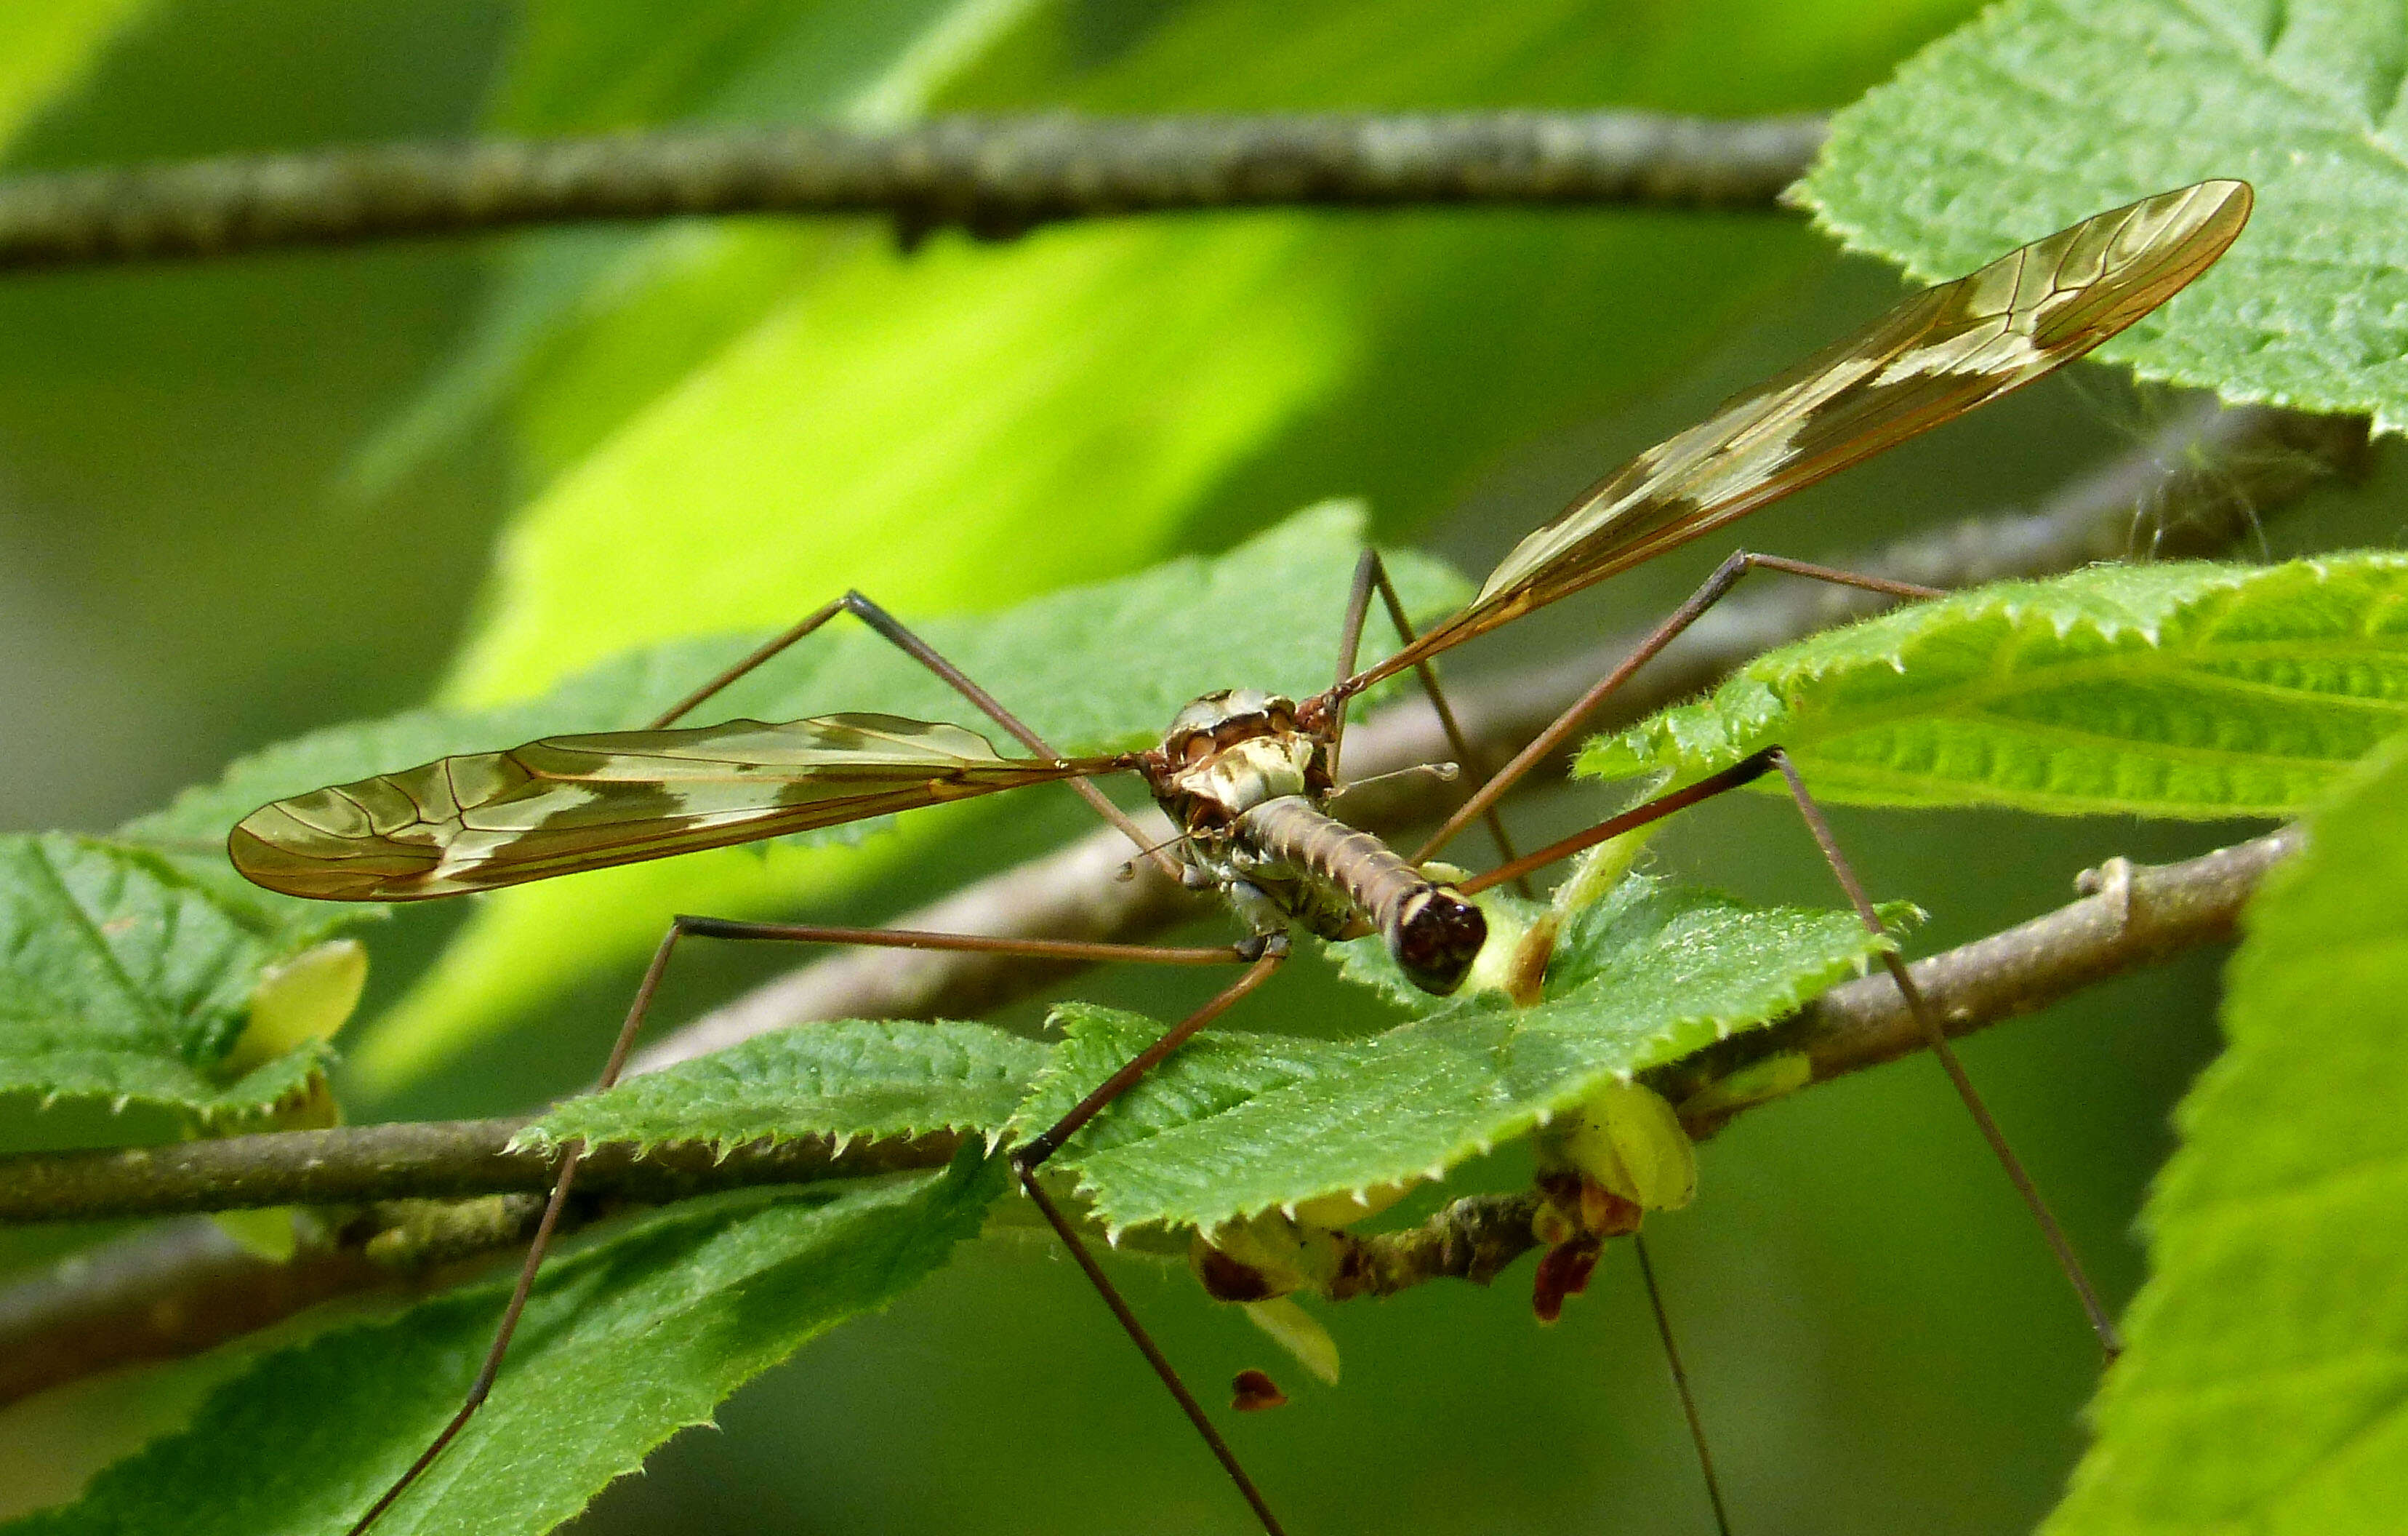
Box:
[0,823,2301,1230]
[0,111,1828,270]
[0,820,2306,1357]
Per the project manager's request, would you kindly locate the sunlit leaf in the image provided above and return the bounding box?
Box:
[0,1152,1006,1536]
[0,0,148,153]
[2044,735,2408,1534]
[1581,556,2408,816]
[1798,0,2408,428]
[440,0,1984,706]
[358,0,1033,494]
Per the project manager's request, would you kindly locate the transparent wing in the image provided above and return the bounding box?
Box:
[1372,179,2252,678]
[228,713,1123,900]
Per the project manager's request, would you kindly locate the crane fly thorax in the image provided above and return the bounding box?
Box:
[1138,689,1343,936]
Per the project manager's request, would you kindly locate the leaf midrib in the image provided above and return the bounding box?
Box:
[2163,0,2408,177]
[25,839,181,1051]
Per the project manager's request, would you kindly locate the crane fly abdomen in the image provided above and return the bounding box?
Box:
[1234,795,1485,995]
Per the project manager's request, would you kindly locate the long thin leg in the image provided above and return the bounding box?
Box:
[346,918,1263,1535]
[648,589,1176,879]
[1458,746,2123,1354]
[1633,1233,1733,1536]
[1006,950,1291,1536]
[1767,751,2123,1357]
[1415,551,1944,865]
[1324,551,1523,875]
[1016,947,1286,1166]
[1450,764,1777,1532]
[1323,551,1379,772]
[1458,751,1782,898]
[675,916,1253,969]
[344,921,685,1536]
[1019,1167,1289,1536]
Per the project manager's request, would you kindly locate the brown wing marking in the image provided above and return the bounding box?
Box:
[228,713,1123,900]
[1364,179,2252,681]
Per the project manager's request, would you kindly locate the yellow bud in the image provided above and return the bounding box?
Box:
[211,1207,298,1262]
[1458,893,1535,999]
[1191,1209,1344,1300]
[1543,1079,1696,1212]
[226,940,367,1074]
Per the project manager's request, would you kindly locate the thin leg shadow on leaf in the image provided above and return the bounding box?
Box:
[222,181,2251,1536]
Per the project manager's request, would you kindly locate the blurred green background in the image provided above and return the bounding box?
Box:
[1,1,2395,1532]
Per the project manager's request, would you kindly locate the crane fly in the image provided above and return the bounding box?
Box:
[229,180,2252,1536]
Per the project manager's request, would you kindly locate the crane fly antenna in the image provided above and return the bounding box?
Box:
[1328,760,1461,800]
[1115,828,1197,881]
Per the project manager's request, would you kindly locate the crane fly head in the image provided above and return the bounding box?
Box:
[1144,689,1333,830]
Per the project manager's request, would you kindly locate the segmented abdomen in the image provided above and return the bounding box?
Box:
[1235,796,1486,995]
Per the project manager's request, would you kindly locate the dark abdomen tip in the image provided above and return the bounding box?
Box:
[1389,887,1486,996]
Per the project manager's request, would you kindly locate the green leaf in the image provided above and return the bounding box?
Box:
[1581,556,2408,817]
[1797,0,2408,428]
[141,504,1464,1089]
[1038,879,1908,1233]
[529,1020,1048,1153]
[446,213,1379,702]
[491,0,1021,133]
[358,0,1027,495]
[2043,737,2408,1534]
[438,0,1983,708]
[0,0,147,152]
[2,1152,1005,1536]
[519,876,1905,1236]
[0,834,342,1125]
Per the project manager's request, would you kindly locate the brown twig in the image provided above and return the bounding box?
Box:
[0,831,2301,1220]
[0,821,2301,1399]
[0,111,1829,271]
[1662,826,2305,1129]
[0,1128,965,1405]
[0,1119,963,1223]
